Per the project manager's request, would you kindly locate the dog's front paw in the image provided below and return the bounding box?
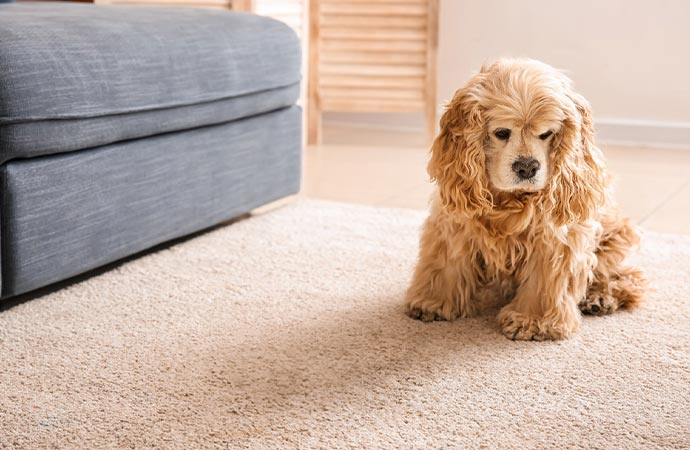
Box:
[498,308,576,341]
[406,305,444,322]
[499,313,544,340]
[405,298,458,323]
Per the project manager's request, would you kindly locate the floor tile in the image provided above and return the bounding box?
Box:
[640,180,690,234]
[377,179,435,210]
[610,172,689,223]
[302,143,428,205]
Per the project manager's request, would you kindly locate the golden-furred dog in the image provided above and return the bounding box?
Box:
[405,58,645,341]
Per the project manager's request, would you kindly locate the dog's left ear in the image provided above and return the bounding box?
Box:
[547,91,607,226]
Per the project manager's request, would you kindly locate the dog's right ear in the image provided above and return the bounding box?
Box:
[428,79,492,218]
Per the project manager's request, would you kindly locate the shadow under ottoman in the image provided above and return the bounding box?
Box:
[0,4,302,299]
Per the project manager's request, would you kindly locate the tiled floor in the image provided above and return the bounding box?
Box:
[297,124,690,235]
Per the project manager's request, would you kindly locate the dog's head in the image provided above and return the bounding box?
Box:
[429,59,606,225]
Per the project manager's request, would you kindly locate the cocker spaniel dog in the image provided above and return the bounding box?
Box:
[405,59,645,340]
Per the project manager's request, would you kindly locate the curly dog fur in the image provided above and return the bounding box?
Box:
[405,59,645,340]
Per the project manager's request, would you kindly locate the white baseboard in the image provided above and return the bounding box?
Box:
[594,118,690,150]
[323,112,690,150]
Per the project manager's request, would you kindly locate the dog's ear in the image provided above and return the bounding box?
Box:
[428,80,492,218]
[547,91,606,226]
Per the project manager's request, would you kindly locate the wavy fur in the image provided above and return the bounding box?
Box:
[406,59,645,340]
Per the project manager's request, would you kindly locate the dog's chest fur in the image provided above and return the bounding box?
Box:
[445,203,539,278]
[439,202,552,302]
[474,232,528,278]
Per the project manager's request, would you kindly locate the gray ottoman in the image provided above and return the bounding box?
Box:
[0,3,302,299]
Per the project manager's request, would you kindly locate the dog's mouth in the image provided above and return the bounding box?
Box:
[490,177,546,193]
[510,177,544,192]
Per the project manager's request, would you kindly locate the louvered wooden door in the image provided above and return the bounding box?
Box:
[307,0,438,144]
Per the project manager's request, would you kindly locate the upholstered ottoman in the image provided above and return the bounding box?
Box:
[0,3,301,299]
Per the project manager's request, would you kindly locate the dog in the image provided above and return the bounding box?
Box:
[405,59,645,340]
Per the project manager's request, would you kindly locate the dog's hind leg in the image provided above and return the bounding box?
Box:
[579,214,646,316]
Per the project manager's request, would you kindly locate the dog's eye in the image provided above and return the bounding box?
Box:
[494,129,511,140]
[539,130,554,140]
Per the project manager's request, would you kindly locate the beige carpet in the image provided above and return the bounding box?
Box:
[1,200,689,450]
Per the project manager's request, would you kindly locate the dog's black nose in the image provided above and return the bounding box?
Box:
[512,157,540,180]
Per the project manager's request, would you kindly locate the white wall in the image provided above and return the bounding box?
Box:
[441,0,690,118]
[326,0,690,147]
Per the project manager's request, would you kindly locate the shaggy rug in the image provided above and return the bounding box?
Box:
[0,200,688,450]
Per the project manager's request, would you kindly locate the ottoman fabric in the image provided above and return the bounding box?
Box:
[0,106,301,298]
[0,3,302,299]
[0,84,300,164]
[0,3,301,162]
